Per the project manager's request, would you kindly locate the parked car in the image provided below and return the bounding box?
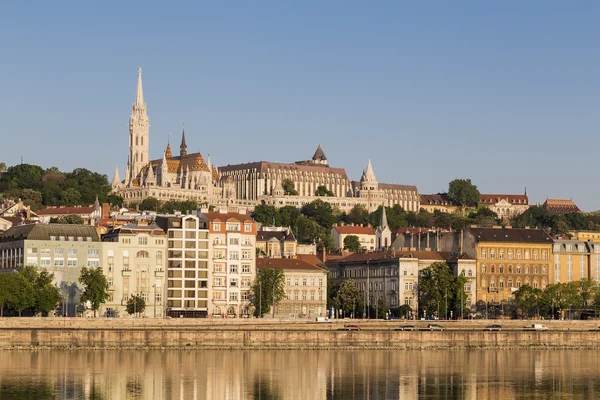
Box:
[427,324,445,331]
[395,325,416,331]
[484,324,502,331]
[315,317,331,323]
[531,324,548,331]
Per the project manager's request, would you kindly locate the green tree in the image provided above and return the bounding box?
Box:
[334,279,363,317]
[107,193,124,207]
[162,200,198,214]
[343,235,361,253]
[139,197,161,212]
[251,204,279,226]
[0,162,6,172]
[301,199,335,229]
[513,285,543,318]
[282,179,298,195]
[0,164,45,192]
[278,205,301,228]
[315,185,334,197]
[418,262,455,319]
[126,294,146,317]
[0,273,14,317]
[345,205,369,226]
[8,273,35,316]
[447,178,480,214]
[79,267,110,317]
[61,187,83,205]
[49,215,85,224]
[251,268,286,317]
[32,268,61,315]
[63,168,110,205]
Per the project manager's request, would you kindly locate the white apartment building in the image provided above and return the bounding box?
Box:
[204,210,256,317]
[100,221,167,318]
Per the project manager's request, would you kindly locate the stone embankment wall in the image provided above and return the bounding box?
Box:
[0,319,598,349]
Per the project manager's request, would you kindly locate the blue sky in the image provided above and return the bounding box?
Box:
[1,2,599,210]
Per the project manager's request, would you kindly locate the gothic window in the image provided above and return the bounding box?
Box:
[136,136,139,145]
[499,265,504,273]
[135,152,138,162]
[141,137,144,146]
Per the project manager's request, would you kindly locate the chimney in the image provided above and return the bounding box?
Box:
[101,203,110,219]
[321,246,327,263]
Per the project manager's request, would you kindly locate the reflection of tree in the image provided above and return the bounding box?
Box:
[0,381,54,399]
[251,377,280,400]
[126,379,143,397]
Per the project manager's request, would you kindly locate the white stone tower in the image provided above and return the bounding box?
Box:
[126,67,149,185]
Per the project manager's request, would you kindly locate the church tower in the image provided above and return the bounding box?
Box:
[127,67,149,185]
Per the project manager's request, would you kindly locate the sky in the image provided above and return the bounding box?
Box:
[1,2,599,210]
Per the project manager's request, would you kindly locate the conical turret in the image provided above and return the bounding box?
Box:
[111,166,122,189]
[180,126,187,156]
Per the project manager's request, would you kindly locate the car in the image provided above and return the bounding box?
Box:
[484,324,502,331]
[531,324,548,331]
[315,317,331,323]
[427,324,445,331]
[343,325,361,331]
[395,325,416,331]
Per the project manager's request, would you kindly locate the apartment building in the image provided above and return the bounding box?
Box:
[101,220,167,318]
[203,211,256,317]
[0,224,102,316]
[257,258,327,318]
[156,214,210,318]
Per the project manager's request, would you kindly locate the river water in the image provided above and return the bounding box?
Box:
[1,349,599,399]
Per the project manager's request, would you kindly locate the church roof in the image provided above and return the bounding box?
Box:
[146,152,210,174]
[542,199,581,215]
[312,145,327,161]
[212,166,219,181]
[219,161,349,179]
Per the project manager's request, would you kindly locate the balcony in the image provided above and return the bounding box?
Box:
[155,268,165,277]
[488,287,499,293]
[122,268,132,277]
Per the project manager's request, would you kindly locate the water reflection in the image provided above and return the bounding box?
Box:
[0,350,599,399]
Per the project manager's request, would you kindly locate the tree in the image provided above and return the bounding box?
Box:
[0,162,6,173]
[334,279,363,316]
[278,205,301,228]
[61,188,83,206]
[418,262,456,319]
[0,164,45,192]
[251,204,279,226]
[315,186,334,197]
[107,193,124,208]
[139,197,161,212]
[345,205,369,226]
[32,269,61,315]
[513,285,543,318]
[0,273,15,317]
[282,179,298,195]
[343,235,361,253]
[447,179,480,213]
[126,294,146,317]
[301,200,335,229]
[251,268,286,317]
[50,215,85,225]
[7,273,35,316]
[79,267,110,317]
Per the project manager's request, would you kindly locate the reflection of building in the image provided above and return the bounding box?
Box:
[156,214,210,317]
[331,225,376,251]
[468,227,553,303]
[543,199,581,214]
[204,210,256,317]
[0,224,101,316]
[100,220,167,318]
[257,258,327,318]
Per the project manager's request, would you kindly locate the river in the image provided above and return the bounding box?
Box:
[1,349,599,399]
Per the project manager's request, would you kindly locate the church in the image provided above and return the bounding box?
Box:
[112,68,420,213]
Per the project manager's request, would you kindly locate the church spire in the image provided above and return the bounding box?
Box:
[165,141,172,158]
[180,125,187,156]
[111,166,122,189]
[135,67,144,106]
[379,203,388,228]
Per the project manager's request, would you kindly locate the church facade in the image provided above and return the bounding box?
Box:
[112,69,419,213]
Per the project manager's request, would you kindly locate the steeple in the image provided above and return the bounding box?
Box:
[207,154,212,171]
[94,194,100,210]
[180,125,187,156]
[146,164,155,185]
[379,203,388,228]
[360,159,379,191]
[135,67,144,106]
[160,152,168,187]
[128,67,149,182]
[111,166,121,189]
[165,141,172,158]
[311,145,328,165]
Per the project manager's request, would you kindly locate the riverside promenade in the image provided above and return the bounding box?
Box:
[1,318,599,350]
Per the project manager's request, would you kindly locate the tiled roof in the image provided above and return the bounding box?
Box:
[469,227,553,244]
[480,194,529,205]
[256,231,287,241]
[350,181,418,193]
[334,226,376,235]
[146,152,210,174]
[37,206,95,216]
[297,254,323,266]
[0,224,100,242]
[543,199,581,215]
[257,258,326,271]
[218,161,349,180]
[392,227,431,235]
[312,145,327,161]
[330,250,446,264]
[419,194,455,206]
[200,211,255,224]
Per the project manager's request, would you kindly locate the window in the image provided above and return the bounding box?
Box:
[214,277,222,286]
[468,269,472,277]
[68,248,77,256]
[226,223,240,232]
[508,250,513,260]
[482,249,487,259]
[229,238,239,245]
[517,266,521,274]
[54,249,64,256]
[213,223,221,231]
[230,279,237,287]
[516,250,521,260]
[229,292,238,301]
[229,251,239,260]
[241,291,250,300]
[554,244,560,252]
[155,293,162,302]
[303,278,307,286]
[156,251,163,265]
[295,278,299,286]
[567,245,573,251]
[67,259,78,267]
[318,279,323,287]
[241,278,251,287]
[482,264,486,273]
[499,266,504,273]
[525,267,530,274]
[54,259,64,266]
[229,265,238,274]
[542,251,547,260]
[533,251,538,260]
[88,249,100,257]
[491,266,495,273]
[244,224,252,232]
[139,237,148,245]
[302,291,307,300]
[136,250,149,258]
[242,250,251,259]
[499,250,504,259]
[490,250,496,259]
[87,260,100,267]
[242,264,250,273]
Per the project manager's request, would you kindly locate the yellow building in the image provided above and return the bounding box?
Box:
[568,231,600,243]
[468,227,553,303]
[552,239,600,283]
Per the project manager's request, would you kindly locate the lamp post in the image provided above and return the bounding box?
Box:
[153,285,157,319]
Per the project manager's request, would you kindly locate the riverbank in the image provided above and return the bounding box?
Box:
[1,318,599,349]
